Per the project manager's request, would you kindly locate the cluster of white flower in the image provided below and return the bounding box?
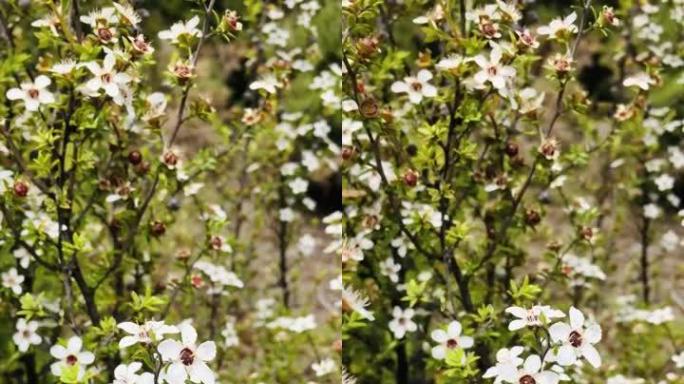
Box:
[193,260,244,293]
[482,306,601,384]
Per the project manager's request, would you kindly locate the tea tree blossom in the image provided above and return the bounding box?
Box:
[112,362,154,384]
[158,16,202,44]
[311,358,336,376]
[655,174,675,191]
[388,306,417,339]
[537,12,577,40]
[112,2,142,28]
[6,75,55,112]
[342,286,375,321]
[623,73,656,90]
[549,307,602,368]
[506,354,559,384]
[473,47,515,91]
[249,75,282,94]
[2,268,24,295]
[117,321,179,348]
[50,336,95,380]
[506,305,564,330]
[158,323,216,384]
[83,53,132,105]
[430,321,473,360]
[80,7,119,43]
[483,346,524,383]
[379,257,401,283]
[390,69,437,104]
[13,318,41,352]
[672,352,684,369]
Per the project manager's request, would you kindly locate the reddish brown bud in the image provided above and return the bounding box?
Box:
[525,209,541,227]
[13,180,29,198]
[505,141,519,157]
[403,169,419,187]
[128,150,143,165]
[359,98,379,118]
[341,146,355,161]
[150,220,166,237]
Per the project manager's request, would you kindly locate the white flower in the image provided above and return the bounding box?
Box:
[158,323,216,384]
[80,7,118,28]
[646,307,674,325]
[83,53,132,105]
[537,12,578,39]
[112,362,155,384]
[249,75,282,94]
[473,48,516,91]
[430,321,474,360]
[606,375,645,384]
[517,87,545,114]
[483,346,524,384]
[13,318,41,352]
[504,354,559,384]
[549,307,602,368]
[388,306,417,339]
[436,54,465,72]
[279,207,295,222]
[117,321,179,349]
[14,248,31,269]
[289,177,309,194]
[50,336,95,380]
[342,286,375,321]
[297,233,317,256]
[505,305,565,330]
[6,75,55,111]
[672,351,684,369]
[142,92,168,123]
[644,203,662,219]
[379,257,401,283]
[390,69,437,104]
[31,13,61,36]
[661,230,679,251]
[50,59,78,75]
[654,173,674,191]
[2,268,24,295]
[158,16,202,44]
[311,358,336,377]
[221,318,239,348]
[112,3,141,27]
[623,73,656,91]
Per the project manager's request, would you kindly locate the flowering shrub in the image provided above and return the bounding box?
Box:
[0,0,341,383]
[342,0,684,383]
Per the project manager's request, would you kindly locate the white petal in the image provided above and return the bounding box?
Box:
[555,345,577,366]
[508,319,527,331]
[535,371,559,384]
[119,336,138,349]
[78,351,94,365]
[584,324,602,344]
[581,344,601,368]
[165,362,187,384]
[416,69,433,82]
[117,322,140,334]
[39,91,55,104]
[196,341,216,361]
[447,321,462,337]
[524,354,541,373]
[34,75,51,88]
[158,339,182,361]
[422,84,437,98]
[569,307,585,329]
[189,360,215,384]
[431,345,446,360]
[67,337,82,354]
[390,81,409,94]
[431,329,447,343]
[548,322,571,343]
[50,345,66,359]
[25,99,40,111]
[6,88,24,100]
[180,323,198,345]
[459,336,474,349]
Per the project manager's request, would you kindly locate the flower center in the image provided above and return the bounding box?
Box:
[180,347,195,366]
[66,355,78,365]
[97,27,113,41]
[487,66,498,76]
[101,73,113,83]
[28,89,40,99]
[519,375,536,384]
[410,81,422,91]
[446,338,458,349]
[568,330,583,347]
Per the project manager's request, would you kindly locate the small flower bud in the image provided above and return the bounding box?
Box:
[525,209,541,227]
[341,146,355,161]
[150,220,166,237]
[403,169,419,187]
[191,274,204,288]
[356,36,380,58]
[359,98,379,118]
[505,141,519,157]
[13,180,29,198]
[128,150,142,165]
[162,151,179,168]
